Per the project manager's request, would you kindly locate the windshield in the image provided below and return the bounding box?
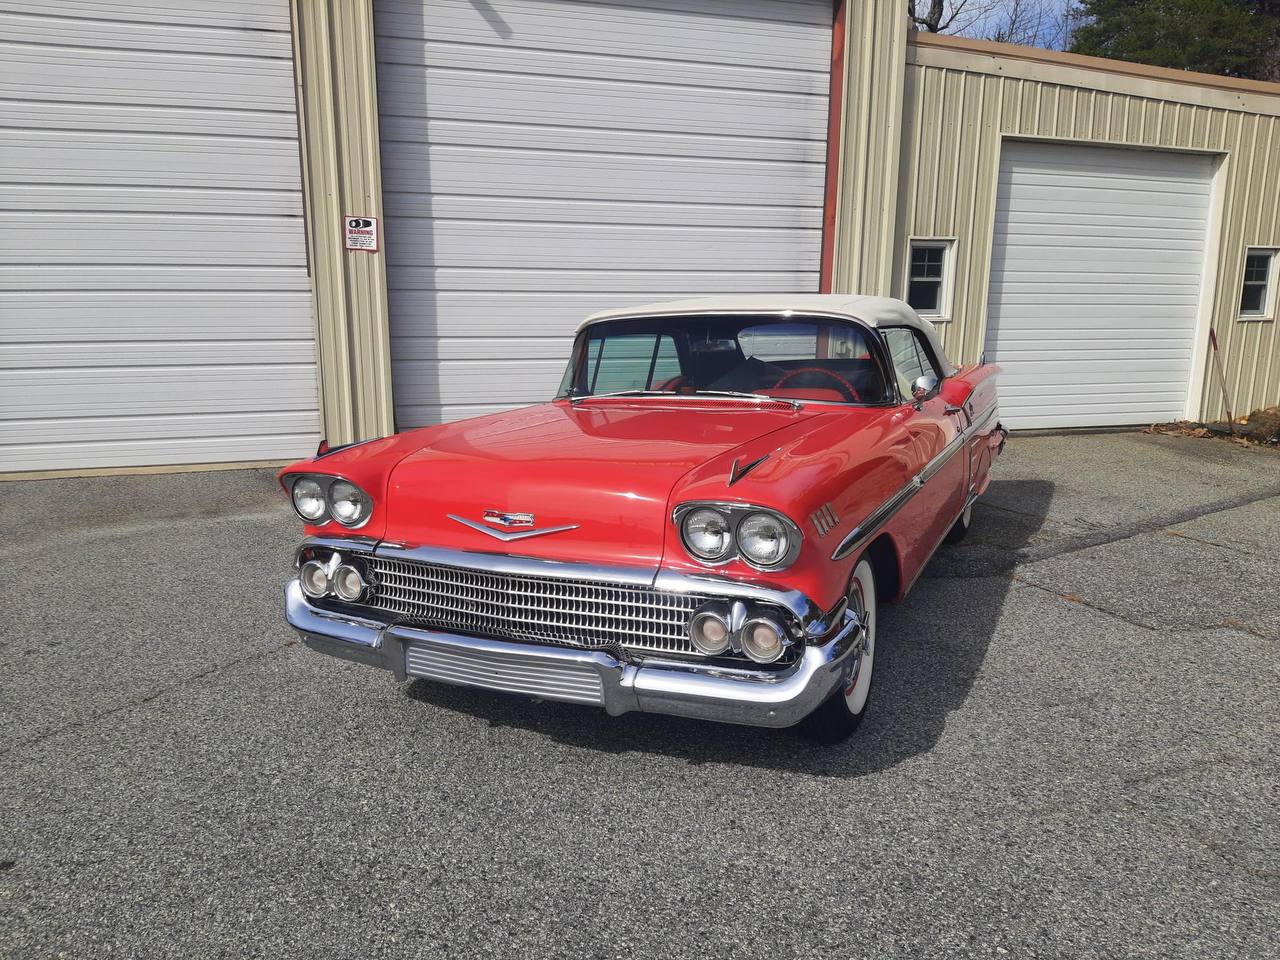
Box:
[557,315,894,405]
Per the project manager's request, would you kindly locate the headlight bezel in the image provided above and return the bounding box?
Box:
[673,502,803,571]
[284,473,374,529]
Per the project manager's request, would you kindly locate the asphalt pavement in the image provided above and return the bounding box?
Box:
[2,432,1278,958]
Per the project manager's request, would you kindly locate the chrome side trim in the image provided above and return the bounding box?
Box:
[447,514,580,542]
[831,404,1000,562]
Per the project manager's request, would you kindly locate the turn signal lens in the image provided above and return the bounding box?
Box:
[328,479,370,527]
[332,563,366,602]
[681,507,733,560]
[300,559,330,598]
[741,617,786,664]
[738,512,789,567]
[689,610,731,656]
[291,477,327,521]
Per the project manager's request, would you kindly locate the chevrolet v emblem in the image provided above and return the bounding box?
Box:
[448,512,579,542]
[483,510,534,528]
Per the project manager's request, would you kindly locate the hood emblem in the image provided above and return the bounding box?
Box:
[448,513,580,542]
[728,454,769,487]
[483,510,534,528]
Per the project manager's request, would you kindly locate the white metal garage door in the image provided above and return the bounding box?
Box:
[985,141,1214,430]
[0,1,320,472]
[375,0,833,427]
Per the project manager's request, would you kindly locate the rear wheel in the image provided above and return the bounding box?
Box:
[801,558,876,744]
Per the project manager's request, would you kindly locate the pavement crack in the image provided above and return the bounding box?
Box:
[0,641,291,760]
[1018,486,1280,565]
[1011,575,1160,632]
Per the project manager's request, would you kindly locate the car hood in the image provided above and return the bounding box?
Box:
[383,400,820,566]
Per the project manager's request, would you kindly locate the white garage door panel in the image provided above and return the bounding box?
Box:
[381,144,823,205]
[378,70,826,139]
[377,0,832,427]
[0,8,290,56]
[381,116,824,163]
[375,0,828,68]
[2,45,296,112]
[0,1,319,472]
[1,293,315,342]
[386,194,818,228]
[386,222,819,270]
[6,132,306,190]
[376,36,825,95]
[8,215,307,266]
[985,141,1213,429]
[1,101,295,138]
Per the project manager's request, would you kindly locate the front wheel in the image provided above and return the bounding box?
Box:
[801,558,876,744]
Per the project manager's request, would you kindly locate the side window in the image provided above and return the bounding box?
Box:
[905,239,952,318]
[1240,248,1276,318]
[649,335,681,386]
[881,327,940,399]
[589,334,681,392]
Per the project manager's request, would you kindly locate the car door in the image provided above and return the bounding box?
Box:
[879,326,967,578]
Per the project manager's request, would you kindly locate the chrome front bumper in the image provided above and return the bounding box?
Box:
[285,579,866,728]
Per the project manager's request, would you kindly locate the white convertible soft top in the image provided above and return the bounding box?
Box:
[578,294,952,371]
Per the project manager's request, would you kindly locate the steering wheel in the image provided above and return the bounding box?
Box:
[772,367,861,401]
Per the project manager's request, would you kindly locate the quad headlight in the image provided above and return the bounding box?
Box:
[285,474,373,528]
[681,507,734,561]
[737,512,791,567]
[674,503,801,570]
[291,477,327,521]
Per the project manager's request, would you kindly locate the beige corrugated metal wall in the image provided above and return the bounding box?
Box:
[831,0,906,296]
[888,36,1280,421]
[290,0,395,447]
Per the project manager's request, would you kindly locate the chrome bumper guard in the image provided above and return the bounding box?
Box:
[285,579,866,728]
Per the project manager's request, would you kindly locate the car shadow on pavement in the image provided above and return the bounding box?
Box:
[404,478,1055,777]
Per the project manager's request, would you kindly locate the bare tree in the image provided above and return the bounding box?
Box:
[909,0,1071,49]
[984,0,1068,47]
[909,0,974,33]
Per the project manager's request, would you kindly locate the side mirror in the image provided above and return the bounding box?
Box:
[910,374,940,408]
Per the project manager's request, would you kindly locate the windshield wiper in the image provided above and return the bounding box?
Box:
[568,389,679,404]
[569,388,800,410]
[687,389,801,410]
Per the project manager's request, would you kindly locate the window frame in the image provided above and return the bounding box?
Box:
[903,237,956,321]
[1238,247,1278,321]
[879,325,945,404]
[558,313,900,407]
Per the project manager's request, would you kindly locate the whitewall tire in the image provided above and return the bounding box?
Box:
[802,558,877,743]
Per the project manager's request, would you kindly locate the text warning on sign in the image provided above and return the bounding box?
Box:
[344,216,379,252]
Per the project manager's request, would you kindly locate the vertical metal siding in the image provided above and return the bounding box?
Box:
[374,0,833,428]
[0,0,322,471]
[894,46,1280,420]
[290,0,396,448]
[832,0,907,296]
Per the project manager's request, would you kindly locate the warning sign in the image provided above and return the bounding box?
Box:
[343,216,379,252]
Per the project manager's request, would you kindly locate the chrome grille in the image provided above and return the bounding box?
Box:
[404,640,605,705]
[363,556,707,656]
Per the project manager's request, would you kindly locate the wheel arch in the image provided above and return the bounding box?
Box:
[861,533,902,604]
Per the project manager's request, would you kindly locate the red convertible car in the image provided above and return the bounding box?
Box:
[281,295,1004,741]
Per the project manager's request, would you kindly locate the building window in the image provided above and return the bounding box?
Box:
[1240,249,1276,318]
[906,240,952,318]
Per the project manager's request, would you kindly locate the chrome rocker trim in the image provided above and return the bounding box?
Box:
[285,579,866,728]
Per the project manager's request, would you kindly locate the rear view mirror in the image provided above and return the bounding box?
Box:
[911,374,940,408]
